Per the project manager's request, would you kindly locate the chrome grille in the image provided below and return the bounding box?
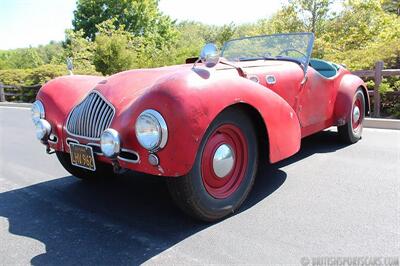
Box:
[66,91,114,139]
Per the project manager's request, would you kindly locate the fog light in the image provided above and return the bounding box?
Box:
[100,128,121,158]
[35,119,51,140]
[148,153,159,166]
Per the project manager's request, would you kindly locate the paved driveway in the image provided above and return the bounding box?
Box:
[0,106,399,265]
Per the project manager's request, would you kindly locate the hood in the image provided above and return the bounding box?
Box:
[93,64,193,110]
[92,60,296,112]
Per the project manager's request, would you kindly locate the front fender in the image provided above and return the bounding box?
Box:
[116,68,301,176]
[334,73,369,124]
[37,75,104,150]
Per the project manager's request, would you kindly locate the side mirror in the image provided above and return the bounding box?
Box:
[200,43,220,68]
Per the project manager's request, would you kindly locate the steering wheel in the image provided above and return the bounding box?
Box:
[263,51,272,58]
[278,48,306,58]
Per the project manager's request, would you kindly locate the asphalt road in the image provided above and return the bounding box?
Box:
[0,106,399,265]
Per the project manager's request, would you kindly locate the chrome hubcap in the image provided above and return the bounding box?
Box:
[212,144,235,178]
[353,106,360,122]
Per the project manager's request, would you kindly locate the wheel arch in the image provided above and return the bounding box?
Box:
[221,103,270,162]
[359,85,370,117]
[334,74,370,124]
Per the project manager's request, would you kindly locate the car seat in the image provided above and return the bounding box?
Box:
[309,59,339,78]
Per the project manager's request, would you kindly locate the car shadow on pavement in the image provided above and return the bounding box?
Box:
[0,129,346,265]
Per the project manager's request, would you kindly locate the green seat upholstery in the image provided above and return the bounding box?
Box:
[310,59,338,78]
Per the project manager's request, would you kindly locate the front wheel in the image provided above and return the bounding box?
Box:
[56,151,115,180]
[338,88,366,143]
[167,108,258,222]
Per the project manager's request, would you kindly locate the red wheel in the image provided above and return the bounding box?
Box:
[352,97,363,133]
[201,125,248,199]
[167,108,258,221]
[338,88,365,143]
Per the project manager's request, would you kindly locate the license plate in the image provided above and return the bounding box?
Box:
[70,143,96,171]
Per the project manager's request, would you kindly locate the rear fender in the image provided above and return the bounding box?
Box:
[334,74,369,125]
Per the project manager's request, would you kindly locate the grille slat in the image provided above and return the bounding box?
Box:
[79,96,91,134]
[94,102,108,138]
[66,92,114,139]
[88,96,101,138]
[84,94,96,137]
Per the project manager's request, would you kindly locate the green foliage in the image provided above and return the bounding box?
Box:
[290,0,332,34]
[0,68,31,85]
[1,0,399,117]
[320,0,400,69]
[63,29,97,73]
[72,0,177,44]
[0,64,65,86]
[382,0,400,15]
[0,42,64,70]
[36,41,65,64]
[93,20,135,75]
[0,48,44,69]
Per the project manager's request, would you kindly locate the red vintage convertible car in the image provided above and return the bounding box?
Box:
[31,33,369,221]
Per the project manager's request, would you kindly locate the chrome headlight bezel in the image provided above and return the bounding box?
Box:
[100,128,121,158]
[31,100,45,124]
[135,109,168,151]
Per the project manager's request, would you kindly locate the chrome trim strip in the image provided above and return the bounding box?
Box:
[66,137,79,147]
[117,148,140,164]
[87,142,103,156]
[65,137,139,163]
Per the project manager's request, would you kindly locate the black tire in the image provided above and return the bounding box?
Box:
[56,151,115,180]
[338,88,366,144]
[166,108,259,222]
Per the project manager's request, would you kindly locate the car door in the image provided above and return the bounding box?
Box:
[296,68,337,130]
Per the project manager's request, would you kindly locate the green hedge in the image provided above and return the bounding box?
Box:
[0,64,101,102]
[0,64,101,86]
[0,64,67,86]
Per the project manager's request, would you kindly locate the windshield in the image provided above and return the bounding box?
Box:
[221,33,314,66]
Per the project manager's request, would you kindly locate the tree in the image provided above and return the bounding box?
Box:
[36,41,64,64]
[93,19,135,75]
[320,0,400,69]
[263,4,306,34]
[5,48,44,69]
[382,0,400,15]
[72,0,177,45]
[290,0,333,34]
[63,29,96,73]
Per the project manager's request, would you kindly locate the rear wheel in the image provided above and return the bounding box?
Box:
[167,108,258,222]
[56,151,115,180]
[338,88,365,143]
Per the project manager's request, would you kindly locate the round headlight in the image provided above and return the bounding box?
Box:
[31,100,45,123]
[100,128,121,158]
[35,119,51,140]
[135,110,168,151]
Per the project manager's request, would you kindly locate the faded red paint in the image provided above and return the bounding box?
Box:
[37,60,368,177]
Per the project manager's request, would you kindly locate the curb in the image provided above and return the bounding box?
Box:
[0,102,32,108]
[364,118,400,130]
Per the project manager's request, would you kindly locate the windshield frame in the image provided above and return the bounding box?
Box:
[221,32,315,73]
